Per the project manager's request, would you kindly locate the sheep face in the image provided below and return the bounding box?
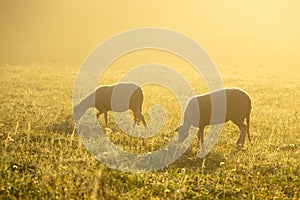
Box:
[73,104,85,121]
[177,125,189,143]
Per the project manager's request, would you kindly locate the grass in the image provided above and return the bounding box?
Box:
[0,59,299,199]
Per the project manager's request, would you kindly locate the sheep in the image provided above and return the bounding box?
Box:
[73,83,147,127]
[174,88,251,149]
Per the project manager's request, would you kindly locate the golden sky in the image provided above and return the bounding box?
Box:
[1,0,300,66]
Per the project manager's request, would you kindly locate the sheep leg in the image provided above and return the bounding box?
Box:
[96,110,104,120]
[133,111,147,127]
[137,112,147,127]
[231,119,247,149]
[133,112,138,127]
[246,115,251,142]
[197,126,206,154]
[104,111,108,126]
[197,126,204,146]
[236,123,247,149]
[96,112,101,119]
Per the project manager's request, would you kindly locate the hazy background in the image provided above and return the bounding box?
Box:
[1,0,300,67]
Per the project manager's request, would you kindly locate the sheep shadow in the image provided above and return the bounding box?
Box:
[166,147,226,174]
[46,114,75,134]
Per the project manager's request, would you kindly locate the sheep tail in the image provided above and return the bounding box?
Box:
[246,115,251,142]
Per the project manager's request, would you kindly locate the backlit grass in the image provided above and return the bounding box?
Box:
[0,62,299,199]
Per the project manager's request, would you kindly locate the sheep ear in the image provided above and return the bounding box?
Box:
[73,104,81,112]
[73,104,78,110]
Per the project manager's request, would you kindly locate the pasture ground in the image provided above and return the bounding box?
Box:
[0,60,299,199]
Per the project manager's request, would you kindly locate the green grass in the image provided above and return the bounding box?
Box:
[0,62,299,199]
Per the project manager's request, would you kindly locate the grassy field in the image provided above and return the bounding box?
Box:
[0,60,299,199]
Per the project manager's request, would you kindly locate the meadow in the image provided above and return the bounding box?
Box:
[0,56,299,199]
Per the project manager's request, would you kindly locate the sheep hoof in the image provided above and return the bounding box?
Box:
[236,143,244,151]
[104,127,112,134]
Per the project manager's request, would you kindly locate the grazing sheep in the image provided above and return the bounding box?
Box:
[73,83,147,127]
[174,88,251,149]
